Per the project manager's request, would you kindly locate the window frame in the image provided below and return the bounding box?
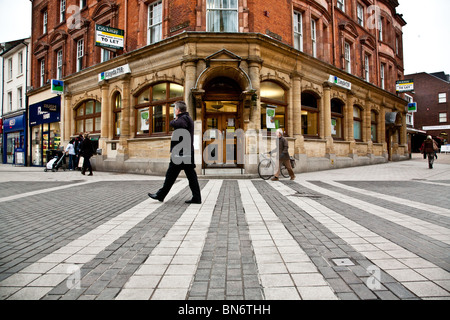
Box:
[331,99,344,140]
[76,38,84,72]
[344,42,351,74]
[337,0,345,12]
[293,11,303,52]
[43,10,48,34]
[364,54,370,82]
[17,87,23,109]
[75,100,102,134]
[357,4,364,27]
[311,19,317,58]
[7,58,12,80]
[40,58,45,87]
[439,113,448,123]
[301,92,320,138]
[113,92,122,139]
[18,51,23,75]
[260,81,288,133]
[353,106,363,141]
[148,0,163,44]
[134,82,184,137]
[438,93,447,104]
[206,0,239,33]
[56,49,63,80]
[371,110,378,143]
[380,63,385,90]
[60,0,66,23]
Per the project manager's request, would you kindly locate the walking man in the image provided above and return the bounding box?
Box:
[148,101,202,204]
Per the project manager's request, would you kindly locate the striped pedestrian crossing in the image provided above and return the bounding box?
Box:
[0,178,449,300]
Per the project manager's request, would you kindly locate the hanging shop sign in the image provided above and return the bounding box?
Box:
[98,64,131,82]
[95,25,124,50]
[29,96,61,126]
[396,79,414,92]
[328,75,352,90]
[51,79,64,95]
[407,102,417,113]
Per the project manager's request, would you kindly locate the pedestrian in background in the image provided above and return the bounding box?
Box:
[148,101,202,204]
[65,139,76,170]
[79,133,94,176]
[271,128,296,181]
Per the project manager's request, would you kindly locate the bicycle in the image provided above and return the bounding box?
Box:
[258,153,296,180]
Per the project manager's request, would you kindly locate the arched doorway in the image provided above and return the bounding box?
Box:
[202,76,244,168]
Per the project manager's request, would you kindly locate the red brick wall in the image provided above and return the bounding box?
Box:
[30,0,405,96]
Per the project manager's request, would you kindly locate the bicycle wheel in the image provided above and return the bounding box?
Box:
[258,159,274,180]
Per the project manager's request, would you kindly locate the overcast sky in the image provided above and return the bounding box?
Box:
[0,0,449,75]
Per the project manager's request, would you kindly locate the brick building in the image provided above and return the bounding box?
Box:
[28,0,409,174]
[405,72,450,152]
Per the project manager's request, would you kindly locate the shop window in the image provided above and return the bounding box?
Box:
[260,82,287,132]
[135,82,184,136]
[371,111,378,142]
[113,92,122,138]
[207,0,238,32]
[331,99,344,140]
[353,106,362,141]
[301,92,319,137]
[75,100,101,134]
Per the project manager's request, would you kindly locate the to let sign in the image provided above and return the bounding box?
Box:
[95,25,124,50]
[396,80,414,92]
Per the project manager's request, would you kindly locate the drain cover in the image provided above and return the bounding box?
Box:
[332,258,355,266]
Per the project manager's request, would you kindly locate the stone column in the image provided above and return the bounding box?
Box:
[291,73,304,155]
[100,80,110,140]
[183,60,197,118]
[248,58,262,131]
[119,75,131,160]
[346,91,355,142]
[322,82,334,155]
[64,94,72,141]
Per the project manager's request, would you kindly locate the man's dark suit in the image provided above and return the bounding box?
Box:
[151,112,201,203]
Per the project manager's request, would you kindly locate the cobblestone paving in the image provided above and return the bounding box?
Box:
[0,161,449,300]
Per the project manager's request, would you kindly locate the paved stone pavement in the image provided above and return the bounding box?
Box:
[0,154,449,301]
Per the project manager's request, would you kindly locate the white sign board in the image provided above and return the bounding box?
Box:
[396,80,414,92]
[423,125,450,131]
[98,64,131,82]
[329,75,352,90]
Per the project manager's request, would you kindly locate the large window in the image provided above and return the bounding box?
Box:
[364,55,370,82]
[331,99,344,140]
[293,11,303,51]
[76,39,84,72]
[337,0,345,12]
[135,82,184,136]
[75,100,102,134]
[311,19,317,58]
[301,92,319,137]
[148,1,162,44]
[344,42,351,73]
[357,4,364,27]
[56,50,63,80]
[113,92,122,138]
[353,106,362,141]
[60,0,66,23]
[371,111,378,142]
[40,59,45,87]
[207,0,238,32]
[43,10,48,34]
[260,82,287,132]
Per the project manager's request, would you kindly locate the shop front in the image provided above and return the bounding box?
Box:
[2,114,26,164]
[29,96,62,166]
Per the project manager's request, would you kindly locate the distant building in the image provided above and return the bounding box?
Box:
[1,38,31,164]
[28,0,409,174]
[405,72,450,152]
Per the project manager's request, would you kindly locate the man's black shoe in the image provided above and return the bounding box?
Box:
[148,193,163,202]
[185,199,201,204]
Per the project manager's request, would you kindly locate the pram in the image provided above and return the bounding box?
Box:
[44,151,66,172]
